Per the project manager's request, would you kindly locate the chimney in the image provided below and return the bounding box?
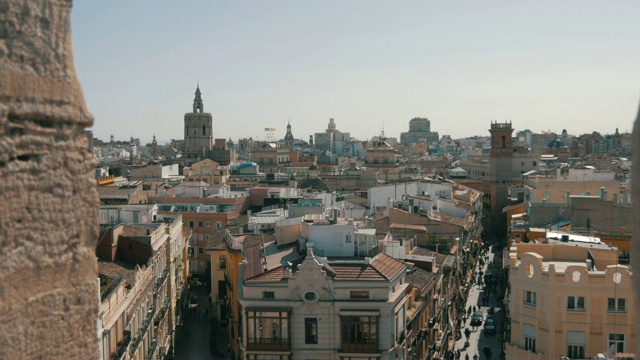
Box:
[586,259,592,271]
[284,268,292,279]
[599,187,606,201]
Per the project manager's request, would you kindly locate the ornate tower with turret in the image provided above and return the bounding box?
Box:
[284,121,294,150]
[184,84,213,159]
[150,134,158,157]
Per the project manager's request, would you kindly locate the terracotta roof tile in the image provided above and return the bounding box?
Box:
[98,259,138,288]
[371,253,407,280]
[332,265,385,281]
[245,266,285,282]
[121,224,150,237]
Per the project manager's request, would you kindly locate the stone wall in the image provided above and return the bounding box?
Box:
[632,102,640,353]
[0,0,99,358]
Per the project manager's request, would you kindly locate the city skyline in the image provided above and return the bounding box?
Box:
[72,1,640,145]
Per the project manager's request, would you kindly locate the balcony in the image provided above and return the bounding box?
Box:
[146,338,157,360]
[111,331,132,360]
[130,306,157,356]
[340,339,378,353]
[154,268,169,293]
[246,337,291,351]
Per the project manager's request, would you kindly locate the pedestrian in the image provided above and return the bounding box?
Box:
[465,354,469,360]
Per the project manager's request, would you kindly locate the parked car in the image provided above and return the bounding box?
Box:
[471,311,483,326]
[484,316,496,334]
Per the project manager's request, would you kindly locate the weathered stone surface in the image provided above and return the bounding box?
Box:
[633,102,640,354]
[0,0,99,358]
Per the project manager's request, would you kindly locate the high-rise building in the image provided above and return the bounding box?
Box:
[400,117,439,145]
[184,84,213,160]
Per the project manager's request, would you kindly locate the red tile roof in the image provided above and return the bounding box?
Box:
[332,265,386,281]
[245,266,285,283]
[371,253,407,280]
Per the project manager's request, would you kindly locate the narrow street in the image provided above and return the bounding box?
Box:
[174,284,230,360]
[454,245,506,360]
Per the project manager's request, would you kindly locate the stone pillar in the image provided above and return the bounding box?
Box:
[633,102,640,353]
[0,1,99,358]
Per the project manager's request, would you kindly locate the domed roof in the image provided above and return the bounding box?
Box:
[547,139,565,148]
[308,165,318,170]
[237,162,257,169]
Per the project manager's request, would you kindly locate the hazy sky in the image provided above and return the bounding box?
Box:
[72,1,639,145]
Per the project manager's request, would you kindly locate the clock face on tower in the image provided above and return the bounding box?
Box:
[526,263,534,278]
[572,270,581,283]
[613,272,622,284]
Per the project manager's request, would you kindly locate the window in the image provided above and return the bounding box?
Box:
[217,280,227,300]
[247,355,290,360]
[198,247,204,254]
[246,310,290,350]
[345,234,352,243]
[607,298,626,312]
[350,291,370,300]
[567,344,584,358]
[206,221,211,227]
[340,315,378,348]
[198,221,203,227]
[206,234,211,241]
[305,318,318,344]
[543,191,551,200]
[609,333,624,353]
[567,331,585,359]
[216,221,222,231]
[524,291,536,306]
[219,255,227,269]
[189,220,194,229]
[567,296,585,311]
[263,291,275,299]
[521,161,525,166]
[304,291,317,301]
[532,161,537,166]
[524,323,536,352]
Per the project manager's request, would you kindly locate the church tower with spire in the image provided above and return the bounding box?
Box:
[283,121,294,150]
[150,134,158,157]
[184,84,213,160]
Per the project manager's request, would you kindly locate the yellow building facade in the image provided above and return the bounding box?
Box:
[506,243,636,360]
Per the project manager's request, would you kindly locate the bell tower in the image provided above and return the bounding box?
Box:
[184,83,213,161]
[489,121,514,182]
[284,121,294,150]
[193,84,204,113]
